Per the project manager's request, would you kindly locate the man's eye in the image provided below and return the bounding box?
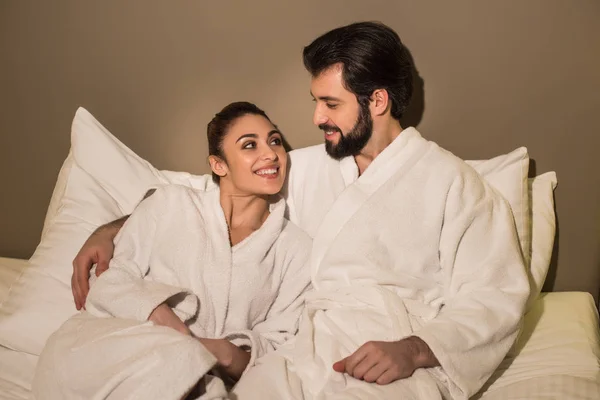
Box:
[242,142,256,149]
[326,103,338,110]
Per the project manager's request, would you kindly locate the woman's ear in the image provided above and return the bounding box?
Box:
[209,155,228,178]
[370,88,390,117]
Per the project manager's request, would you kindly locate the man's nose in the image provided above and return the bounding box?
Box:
[313,106,328,126]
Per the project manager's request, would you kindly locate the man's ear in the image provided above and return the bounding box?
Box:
[370,88,390,117]
[209,155,228,178]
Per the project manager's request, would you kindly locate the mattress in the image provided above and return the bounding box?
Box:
[0,256,598,399]
[475,291,600,399]
[0,345,36,400]
[0,257,36,400]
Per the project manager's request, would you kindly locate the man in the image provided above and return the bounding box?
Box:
[72,22,529,399]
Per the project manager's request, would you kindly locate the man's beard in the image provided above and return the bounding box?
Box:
[320,102,373,160]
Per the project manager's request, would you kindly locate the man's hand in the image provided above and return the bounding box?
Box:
[71,216,128,310]
[332,336,439,385]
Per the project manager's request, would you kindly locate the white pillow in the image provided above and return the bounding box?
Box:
[0,107,214,355]
[466,147,531,268]
[40,154,73,240]
[526,172,558,310]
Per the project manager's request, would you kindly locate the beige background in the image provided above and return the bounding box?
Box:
[1,1,599,298]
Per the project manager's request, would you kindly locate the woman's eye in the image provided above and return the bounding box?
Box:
[271,138,282,146]
[242,141,256,149]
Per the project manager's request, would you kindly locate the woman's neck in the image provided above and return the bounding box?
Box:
[219,187,270,234]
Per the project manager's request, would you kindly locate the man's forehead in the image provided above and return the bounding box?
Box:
[310,66,349,99]
[313,65,343,84]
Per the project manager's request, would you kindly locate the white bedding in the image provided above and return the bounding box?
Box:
[0,257,25,307]
[0,345,36,400]
[0,257,36,400]
[0,256,598,399]
[475,291,600,399]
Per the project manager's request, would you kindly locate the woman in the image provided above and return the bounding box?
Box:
[32,102,312,400]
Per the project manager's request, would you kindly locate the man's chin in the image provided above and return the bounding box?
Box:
[325,142,350,160]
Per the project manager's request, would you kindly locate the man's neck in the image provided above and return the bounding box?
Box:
[354,120,403,175]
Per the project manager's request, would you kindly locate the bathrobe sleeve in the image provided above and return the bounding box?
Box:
[86,188,199,323]
[413,170,530,399]
[223,229,312,369]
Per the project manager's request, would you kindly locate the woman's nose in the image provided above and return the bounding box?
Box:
[261,145,278,161]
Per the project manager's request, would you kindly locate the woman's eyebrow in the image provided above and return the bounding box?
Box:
[236,130,281,143]
[235,133,258,143]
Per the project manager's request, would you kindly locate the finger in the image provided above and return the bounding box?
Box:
[71,259,84,310]
[376,368,399,385]
[74,279,84,310]
[332,358,346,373]
[71,274,81,310]
[74,259,91,307]
[363,361,390,383]
[351,354,378,380]
[95,259,110,276]
[344,348,369,377]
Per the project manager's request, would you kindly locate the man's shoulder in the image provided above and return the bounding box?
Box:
[287,144,335,186]
[421,138,479,178]
[289,144,327,165]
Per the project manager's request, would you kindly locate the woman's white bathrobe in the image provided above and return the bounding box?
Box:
[233,128,530,400]
[32,185,312,400]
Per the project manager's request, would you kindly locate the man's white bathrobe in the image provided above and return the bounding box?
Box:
[233,128,530,400]
[32,185,311,400]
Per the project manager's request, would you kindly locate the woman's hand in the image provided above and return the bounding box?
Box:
[147,307,250,378]
[198,338,251,380]
[148,303,192,336]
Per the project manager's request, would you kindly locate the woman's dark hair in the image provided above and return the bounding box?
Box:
[207,101,272,183]
[303,21,413,120]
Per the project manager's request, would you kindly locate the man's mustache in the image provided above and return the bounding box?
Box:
[318,124,342,133]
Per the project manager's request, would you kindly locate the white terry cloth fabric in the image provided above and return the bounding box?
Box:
[32,185,312,400]
[234,128,530,400]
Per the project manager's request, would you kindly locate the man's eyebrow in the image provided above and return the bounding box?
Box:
[310,92,342,102]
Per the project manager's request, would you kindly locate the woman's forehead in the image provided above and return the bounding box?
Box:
[228,114,275,136]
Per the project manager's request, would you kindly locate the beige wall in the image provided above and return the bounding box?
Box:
[1,1,599,297]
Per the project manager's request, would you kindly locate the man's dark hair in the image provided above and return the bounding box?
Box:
[303,21,413,120]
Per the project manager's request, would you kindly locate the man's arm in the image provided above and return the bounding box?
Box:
[411,177,529,397]
[71,188,156,310]
[334,175,528,392]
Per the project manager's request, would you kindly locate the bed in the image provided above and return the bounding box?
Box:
[0,108,598,399]
[1,255,598,399]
